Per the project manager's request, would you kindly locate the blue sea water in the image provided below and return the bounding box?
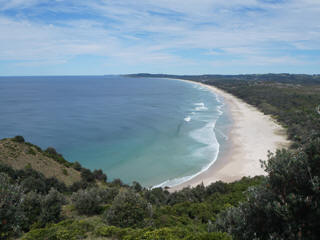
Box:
[0,76,231,187]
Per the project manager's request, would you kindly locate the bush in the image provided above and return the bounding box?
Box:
[111,178,125,187]
[104,189,151,227]
[71,188,103,215]
[13,135,25,143]
[62,168,68,176]
[81,168,95,182]
[45,147,58,155]
[27,147,36,155]
[69,179,90,192]
[216,138,320,239]
[0,173,25,238]
[206,181,228,195]
[72,161,82,171]
[144,187,169,205]
[45,177,67,193]
[21,176,46,194]
[21,191,42,230]
[40,188,65,225]
[45,147,72,167]
[99,187,119,204]
[22,220,93,240]
[93,169,107,182]
[95,225,133,239]
[132,181,143,192]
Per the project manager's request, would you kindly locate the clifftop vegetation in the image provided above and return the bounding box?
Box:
[0,137,81,186]
[1,74,320,239]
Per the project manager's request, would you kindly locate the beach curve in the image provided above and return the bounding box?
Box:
[167,78,291,192]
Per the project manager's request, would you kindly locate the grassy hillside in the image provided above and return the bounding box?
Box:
[0,136,260,240]
[0,137,81,186]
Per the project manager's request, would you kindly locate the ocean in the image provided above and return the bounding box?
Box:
[0,76,231,187]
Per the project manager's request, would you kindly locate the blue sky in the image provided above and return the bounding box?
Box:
[0,0,319,75]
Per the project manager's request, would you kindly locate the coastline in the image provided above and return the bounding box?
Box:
[168,79,290,191]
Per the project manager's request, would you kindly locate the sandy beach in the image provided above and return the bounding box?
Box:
[170,79,290,191]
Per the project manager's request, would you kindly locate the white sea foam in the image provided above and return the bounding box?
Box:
[195,106,208,111]
[152,93,225,189]
[194,102,208,111]
[194,102,205,106]
[184,116,191,122]
[152,120,221,189]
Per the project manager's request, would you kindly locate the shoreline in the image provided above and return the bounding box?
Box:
[167,79,290,191]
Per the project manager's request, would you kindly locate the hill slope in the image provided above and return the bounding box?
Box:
[0,137,81,185]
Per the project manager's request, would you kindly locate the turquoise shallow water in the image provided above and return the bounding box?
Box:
[0,76,230,187]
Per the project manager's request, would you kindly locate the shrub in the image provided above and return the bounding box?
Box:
[45,147,58,155]
[45,177,67,193]
[21,191,42,230]
[13,135,25,143]
[93,169,107,182]
[104,189,151,227]
[206,181,228,195]
[95,225,133,239]
[22,220,92,240]
[0,173,25,238]
[144,187,169,205]
[167,187,198,205]
[132,181,143,192]
[125,227,232,240]
[69,179,90,192]
[39,188,65,225]
[81,168,95,182]
[62,168,68,176]
[27,147,36,155]
[99,187,119,204]
[216,138,320,239]
[71,188,103,215]
[21,176,46,194]
[72,161,82,171]
[45,147,72,167]
[111,178,124,187]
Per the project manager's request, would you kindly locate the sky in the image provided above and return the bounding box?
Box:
[0,0,319,75]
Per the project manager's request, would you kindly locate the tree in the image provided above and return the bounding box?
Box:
[104,189,151,227]
[72,161,82,171]
[71,188,102,215]
[13,135,25,143]
[21,191,42,230]
[93,169,107,182]
[215,137,320,239]
[21,176,46,194]
[45,147,58,155]
[132,181,143,192]
[0,173,25,238]
[81,168,95,182]
[40,188,65,225]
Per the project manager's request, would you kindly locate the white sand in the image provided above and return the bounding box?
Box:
[169,79,290,191]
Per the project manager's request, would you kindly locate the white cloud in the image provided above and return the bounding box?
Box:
[0,0,319,72]
[0,0,43,10]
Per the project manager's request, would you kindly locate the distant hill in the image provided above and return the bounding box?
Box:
[125,73,320,85]
[0,137,81,185]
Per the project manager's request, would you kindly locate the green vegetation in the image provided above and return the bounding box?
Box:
[12,135,25,143]
[45,147,73,168]
[215,138,320,239]
[1,74,320,239]
[71,188,106,215]
[201,78,320,146]
[1,138,259,239]
[104,189,151,228]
